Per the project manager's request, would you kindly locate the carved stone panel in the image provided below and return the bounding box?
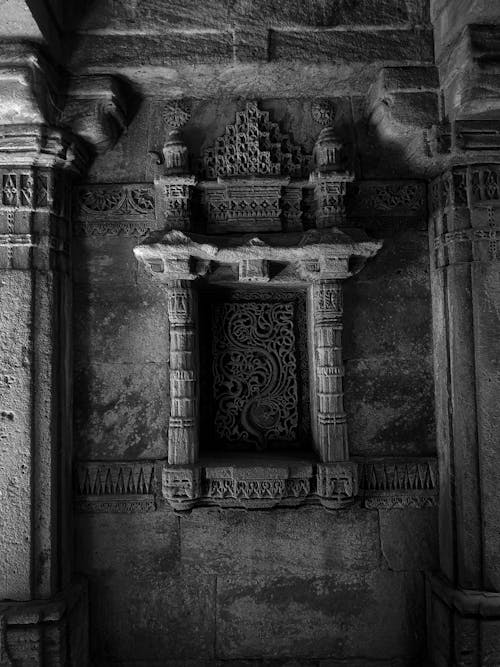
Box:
[200,288,309,453]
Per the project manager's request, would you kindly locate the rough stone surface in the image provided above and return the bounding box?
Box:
[2,0,499,664]
[75,506,434,664]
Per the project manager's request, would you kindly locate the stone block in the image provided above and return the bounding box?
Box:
[432,0,500,59]
[381,65,440,91]
[72,236,141,287]
[269,28,434,63]
[73,283,169,364]
[215,571,425,660]
[70,33,235,69]
[344,355,435,458]
[180,506,382,577]
[74,361,169,460]
[379,508,438,570]
[75,512,215,662]
[229,0,410,27]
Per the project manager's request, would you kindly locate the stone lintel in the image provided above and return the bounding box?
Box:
[134,229,382,282]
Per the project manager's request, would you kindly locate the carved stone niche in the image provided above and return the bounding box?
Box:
[135,101,382,511]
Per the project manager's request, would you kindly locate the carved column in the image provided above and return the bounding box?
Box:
[427,163,500,666]
[310,279,357,509]
[0,44,131,665]
[167,280,199,463]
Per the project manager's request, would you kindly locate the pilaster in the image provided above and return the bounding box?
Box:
[0,42,133,666]
[427,162,500,666]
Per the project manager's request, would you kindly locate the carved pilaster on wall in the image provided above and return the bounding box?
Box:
[310,280,348,467]
[167,281,200,466]
[0,168,72,272]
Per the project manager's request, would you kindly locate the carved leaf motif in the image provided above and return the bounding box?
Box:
[212,302,299,449]
[80,188,124,212]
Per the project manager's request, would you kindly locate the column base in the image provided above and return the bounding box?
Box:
[0,580,88,666]
[427,573,500,667]
[316,461,358,509]
[163,465,201,510]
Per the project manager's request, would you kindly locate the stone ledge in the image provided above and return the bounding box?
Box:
[73,456,438,513]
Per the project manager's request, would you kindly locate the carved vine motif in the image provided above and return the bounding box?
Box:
[78,185,155,216]
[202,101,310,179]
[212,302,299,449]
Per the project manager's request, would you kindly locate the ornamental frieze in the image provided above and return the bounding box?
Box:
[74,180,428,236]
[73,457,438,512]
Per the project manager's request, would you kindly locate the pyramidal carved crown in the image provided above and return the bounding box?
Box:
[202,101,310,179]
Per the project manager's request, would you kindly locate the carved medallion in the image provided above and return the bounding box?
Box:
[311,99,336,126]
[162,100,191,130]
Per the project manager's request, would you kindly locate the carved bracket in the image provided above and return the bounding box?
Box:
[61,76,132,154]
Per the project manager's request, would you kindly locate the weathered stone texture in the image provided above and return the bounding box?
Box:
[75,512,215,662]
[343,228,435,456]
[431,0,500,59]
[75,505,436,664]
[0,271,33,600]
[215,571,425,661]
[180,507,382,576]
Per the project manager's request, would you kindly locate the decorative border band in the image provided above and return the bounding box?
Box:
[73,457,437,512]
[74,180,427,237]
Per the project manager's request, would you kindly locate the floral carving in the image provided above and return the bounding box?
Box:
[78,184,155,216]
[163,100,191,130]
[311,99,336,126]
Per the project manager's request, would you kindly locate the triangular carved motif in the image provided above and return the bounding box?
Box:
[202,101,310,179]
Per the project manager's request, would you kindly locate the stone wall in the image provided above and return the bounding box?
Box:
[73,97,438,664]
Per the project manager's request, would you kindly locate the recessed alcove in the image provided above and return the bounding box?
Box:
[132,100,383,510]
[198,283,310,457]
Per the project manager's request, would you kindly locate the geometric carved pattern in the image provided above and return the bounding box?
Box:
[430,165,500,212]
[357,457,438,509]
[202,101,310,179]
[349,181,426,215]
[0,171,50,209]
[73,457,438,511]
[212,302,299,449]
[74,461,156,512]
